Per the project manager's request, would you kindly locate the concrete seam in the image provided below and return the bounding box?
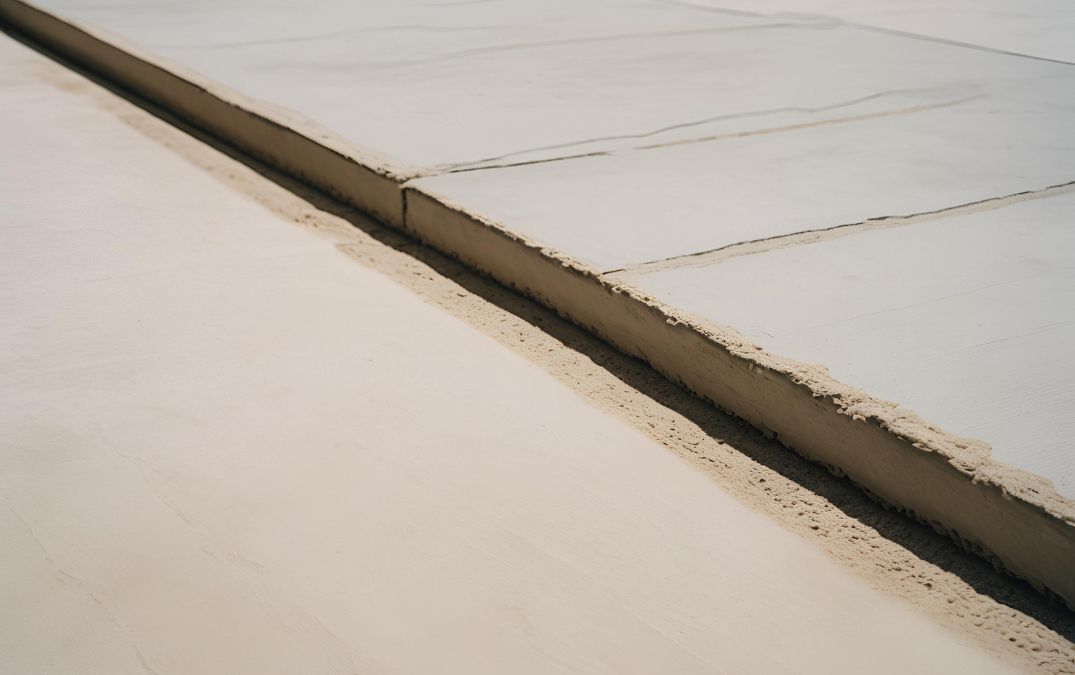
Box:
[607,180,1075,276]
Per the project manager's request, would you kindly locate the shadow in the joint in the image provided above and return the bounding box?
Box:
[9,24,1072,644]
[373,234,1075,643]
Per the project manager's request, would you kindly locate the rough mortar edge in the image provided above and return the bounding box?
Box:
[401,188,1075,610]
[4,0,1073,610]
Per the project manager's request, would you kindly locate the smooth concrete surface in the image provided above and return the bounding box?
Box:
[696,0,1075,64]
[0,36,1020,675]
[618,193,1075,498]
[411,79,1075,270]
[24,0,1075,170]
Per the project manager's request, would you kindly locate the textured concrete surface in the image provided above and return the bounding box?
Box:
[0,35,1021,675]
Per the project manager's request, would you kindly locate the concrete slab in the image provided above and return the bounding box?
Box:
[0,35,1020,675]
[22,0,1075,170]
[690,0,1075,64]
[616,192,1075,498]
[411,79,1075,270]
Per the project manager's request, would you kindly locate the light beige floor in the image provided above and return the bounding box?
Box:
[0,35,1022,674]
[17,0,1075,560]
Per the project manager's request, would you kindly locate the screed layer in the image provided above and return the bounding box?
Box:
[3,0,1073,609]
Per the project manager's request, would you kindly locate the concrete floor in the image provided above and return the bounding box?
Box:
[22,0,1075,499]
[690,0,1075,63]
[28,0,1075,171]
[1,36,1024,675]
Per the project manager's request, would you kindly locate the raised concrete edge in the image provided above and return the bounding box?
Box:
[0,0,417,228]
[3,0,1073,609]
